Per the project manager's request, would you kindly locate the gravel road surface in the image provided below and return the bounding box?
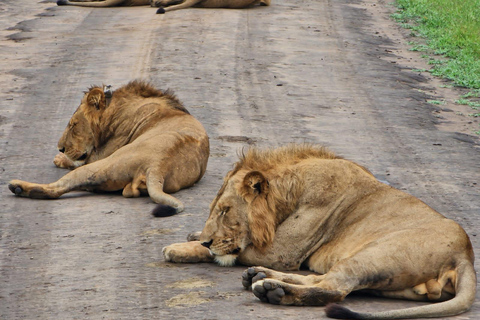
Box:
[1,0,479,319]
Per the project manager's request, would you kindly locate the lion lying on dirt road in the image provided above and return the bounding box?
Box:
[56,0,269,13]
[151,0,270,14]
[9,80,209,214]
[163,144,476,319]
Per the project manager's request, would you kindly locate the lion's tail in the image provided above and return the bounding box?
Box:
[151,204,178,217]
[325,261,476,320]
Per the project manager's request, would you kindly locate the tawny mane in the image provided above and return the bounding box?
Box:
[235,143,341,173]
[89,80,189,114]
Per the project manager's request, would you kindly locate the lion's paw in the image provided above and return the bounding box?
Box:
[162,241,212,263]
[242,267,267,289]
[252,280,286,304]
[8,180,26,197]
[163,243,183,262]
[53,153,74,169]
[8,180,51,199]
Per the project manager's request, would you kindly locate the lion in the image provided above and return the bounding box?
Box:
[151,0,270,14]
[56,0,270,13]
[8,80,209,215]
[162,144,476,319]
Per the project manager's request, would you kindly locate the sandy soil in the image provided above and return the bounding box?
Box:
[0,0,479,319]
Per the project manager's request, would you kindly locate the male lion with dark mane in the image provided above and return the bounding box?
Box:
[9,80,209,215]
[163,144,476,319]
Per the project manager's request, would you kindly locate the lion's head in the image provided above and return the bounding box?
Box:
[199,170,274,266]
[57,87,107,168]
[199,145,329,266]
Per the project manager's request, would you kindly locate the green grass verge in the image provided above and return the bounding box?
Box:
[392,0,480,89]
[393,0,480,134]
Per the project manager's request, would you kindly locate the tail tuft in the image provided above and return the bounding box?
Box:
[325,303,362,319]
[57,0,69,5]
[152,204,178,217]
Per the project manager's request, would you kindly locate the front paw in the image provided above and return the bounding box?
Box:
[163,241,213,263]
[53,153,74,169]
[242,267,267,289]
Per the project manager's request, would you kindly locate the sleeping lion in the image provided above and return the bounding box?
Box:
[162,144,476,319]
[9,80,209,215]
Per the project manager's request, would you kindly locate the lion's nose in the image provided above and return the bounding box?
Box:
[201,240,213,248]
[59,147,65,153]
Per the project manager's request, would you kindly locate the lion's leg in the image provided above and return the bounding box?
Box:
[366,287,454,302]
[146,170,184,212]
[122,174,146,198]
[251,279,345,306]
[153,0,202,13]
[8,159,128,199]
[163,241,214,263]
[242,266,326,289]
[248,253,380,306]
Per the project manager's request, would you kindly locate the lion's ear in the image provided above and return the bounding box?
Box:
[86,88,106,110]
[242,171,275,250]
[243,171,269,198]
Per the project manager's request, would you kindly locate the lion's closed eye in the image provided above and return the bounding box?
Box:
[220,207,230,216]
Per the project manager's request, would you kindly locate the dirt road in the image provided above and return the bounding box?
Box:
[1,0,479,319]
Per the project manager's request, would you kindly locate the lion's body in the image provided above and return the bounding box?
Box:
[9,80,209,213]
[163,144,476,319]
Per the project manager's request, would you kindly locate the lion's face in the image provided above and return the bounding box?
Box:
[57,88,105,168]
[200,176,250,266]
[200,170,275,266]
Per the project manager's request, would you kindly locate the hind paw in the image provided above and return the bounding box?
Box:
[242,267,268,289]
[8,181,25,196]
[8,180,54,199]
[252,280,286,304]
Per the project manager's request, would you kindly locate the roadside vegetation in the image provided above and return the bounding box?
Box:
[392,0,480,133]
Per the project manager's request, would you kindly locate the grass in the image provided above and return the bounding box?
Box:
[392,0,480,89]
[393,0,480,134]
[427,99,445,105]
